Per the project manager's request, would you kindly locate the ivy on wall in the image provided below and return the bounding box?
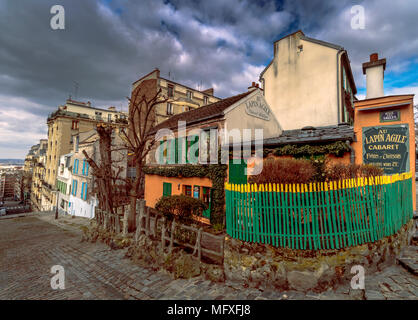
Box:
[264,141,350,158]
[143,164,227,225]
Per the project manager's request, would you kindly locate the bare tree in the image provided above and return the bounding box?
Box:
[82,124,127,215]
[81,85,167,231]
[121,86,168,231]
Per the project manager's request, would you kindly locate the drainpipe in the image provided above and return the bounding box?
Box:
[336,49,345,124]
[346,140,355,164]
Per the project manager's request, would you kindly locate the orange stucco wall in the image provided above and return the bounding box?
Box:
[144,173,213,209]
[352,95,416,210]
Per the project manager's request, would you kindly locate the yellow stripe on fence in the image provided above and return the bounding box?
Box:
[226,172,412,193]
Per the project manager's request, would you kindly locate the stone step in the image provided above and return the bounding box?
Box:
[397,246,418,275]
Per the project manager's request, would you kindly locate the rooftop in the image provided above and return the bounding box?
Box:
[150,90,253,134]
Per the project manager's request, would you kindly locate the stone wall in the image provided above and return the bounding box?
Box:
[224,220,415,292]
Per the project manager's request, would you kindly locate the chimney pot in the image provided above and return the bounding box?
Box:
[363,53,386,99]
[370,53,378,62]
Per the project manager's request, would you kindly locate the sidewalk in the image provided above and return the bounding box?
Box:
[35,212,93,235]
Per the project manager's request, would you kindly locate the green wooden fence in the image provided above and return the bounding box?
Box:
[225,172,413,250]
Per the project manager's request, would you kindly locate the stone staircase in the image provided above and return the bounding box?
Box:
[396,212,418,275]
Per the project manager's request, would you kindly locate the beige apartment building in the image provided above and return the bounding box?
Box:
[131,68,221,125]
[42,99,127,211]
[24,139,48,206]
[260,30,357,130]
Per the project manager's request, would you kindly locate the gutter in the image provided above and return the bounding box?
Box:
[346,140,355,164]
[336,49,345,124]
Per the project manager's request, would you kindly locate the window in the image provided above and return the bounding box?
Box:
[81,160,89,176]
[73,159,79,174]
[71,179,78,196]
[95,112,102,120]
[193,185,200,199]
[167,84,174,97]
[81,182,88,200]
[199,129,216,164]
[166,103,173,115]
[186,135,199,164]
[202,187,211,205]
[183,185,192,197]
[108,114,112,122]
[163,182,172,197]
[71,120,79,130]
[203,96,208,105]
[187,90,193,100]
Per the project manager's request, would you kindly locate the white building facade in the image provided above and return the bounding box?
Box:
[56,153,73,215]
[259,30,357,130]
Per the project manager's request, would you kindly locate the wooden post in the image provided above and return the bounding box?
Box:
[195,228,202,261]
[153,215,159,237]
[169,220,176,253]
[122,205,129,236]
[103,211,108,230]
[161,217,166,252]
[115,213,120,234]
[135,200,145,242]
[220,235,225,264]
[145,206,150,237]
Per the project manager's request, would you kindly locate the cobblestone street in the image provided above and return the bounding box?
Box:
[0,215,417,300]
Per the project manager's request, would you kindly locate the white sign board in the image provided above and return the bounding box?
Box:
[244,96,271,121]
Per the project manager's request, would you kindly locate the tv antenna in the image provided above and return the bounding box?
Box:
[73,81,79,100]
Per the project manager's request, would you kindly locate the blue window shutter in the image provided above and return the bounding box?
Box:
[178,137,184,164]
[73,160,76,174]
[167,139,175,164]
[76,159,79,174]
[187,135,199,164]
[84,183,88,200]
[74,180,77,196]
[175,138,179,164]
[159,141,164,164]
[81,182,84,199]
[82,160,85,175]
[86,163,89,176]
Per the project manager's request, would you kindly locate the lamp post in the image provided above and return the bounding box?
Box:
[55,189,59,220]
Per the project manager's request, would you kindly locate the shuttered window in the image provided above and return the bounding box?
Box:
[162,182,172,197]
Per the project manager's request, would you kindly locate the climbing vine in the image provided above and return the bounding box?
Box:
[143,164,227,226]
[264,141,350,158]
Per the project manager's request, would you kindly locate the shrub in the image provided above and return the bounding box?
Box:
[358,164,384,178]
[325,163,383,181]
[248,157,316,184]
[155,195,207,225]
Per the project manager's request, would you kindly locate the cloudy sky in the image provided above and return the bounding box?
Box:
[0,0,417,158]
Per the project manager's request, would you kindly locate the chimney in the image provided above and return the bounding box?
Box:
[362,53,386,99]
[248,82,260,91]
[108,106,116,111]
